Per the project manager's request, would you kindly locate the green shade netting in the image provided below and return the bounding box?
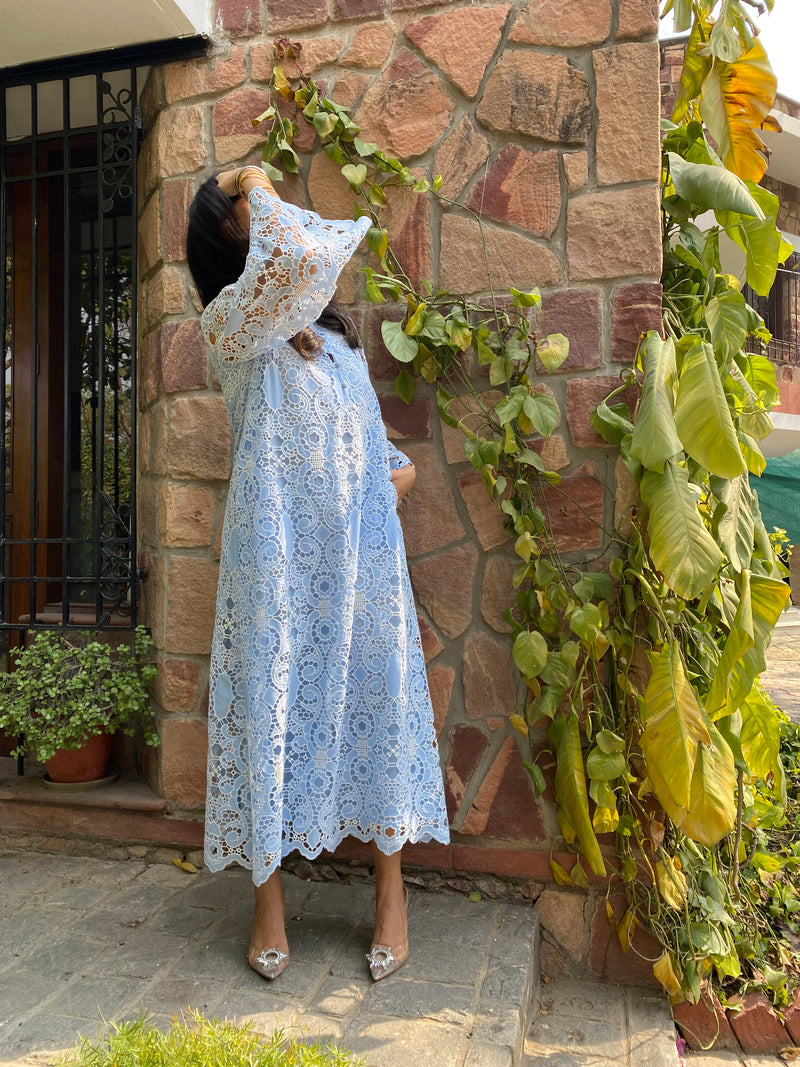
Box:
[751,449,800,547]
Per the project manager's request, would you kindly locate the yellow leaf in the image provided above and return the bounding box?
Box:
[672,16,713,123]
[700,39,777,183]
[172,857,199,874]
[605,899,616,925]
[509,714,529,737]
[571,859,589,889]
[592,805,619,834]
[273,64,293,100]
[676,721,737,846]
[617,909,638,953]
[653,951,683,997]
[550,859,573,886]
[656,857,688,908]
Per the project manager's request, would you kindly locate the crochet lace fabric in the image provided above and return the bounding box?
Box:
[201,188,450,885]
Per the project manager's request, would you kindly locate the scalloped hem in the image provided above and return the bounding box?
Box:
[204,824,451,887]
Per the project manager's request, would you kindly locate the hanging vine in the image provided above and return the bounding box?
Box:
[252,8,800,1013]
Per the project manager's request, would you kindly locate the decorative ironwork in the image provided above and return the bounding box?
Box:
[0,59,141,641]
[746,253,800,367]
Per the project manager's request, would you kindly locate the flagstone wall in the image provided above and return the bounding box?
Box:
[135,0,662,918]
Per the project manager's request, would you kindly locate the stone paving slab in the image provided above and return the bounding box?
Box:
[0,848,540,1066]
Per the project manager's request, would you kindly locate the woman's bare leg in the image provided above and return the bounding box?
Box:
[371,843,408,949]
[250,868,288,961]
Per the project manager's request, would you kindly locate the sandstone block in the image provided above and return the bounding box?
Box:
[404,6,509,99]
[343,22,395,68]
[433,117,491,200]
[567,187,662,280]
[457,469,510,551]
[594,44,661,186]
[784,991,800,1044]
[140,268,185,332]
[411,542,479,638]
[154,657,205,714]
[379,395,432,439]
[168,396,232,480]
[266,0,327,32]
[356,50,455,159]
[307,151,361,220]
[160,483,216,548]
[467,146,560,238]
[418,614,444,662]
[462,631,517,720]
[139,190,161,274]
[510,0,610,46]
[148,402,169,478]
[138,328,162,411]
[563,152,588,195]
[532,435,570,472]
[611,282,663,364]
[672,990,739,1052]
[478,734,547,840]
[617,0,659,38]
[213,88,272,164]
[728,992,789,1053]
[138,480,158,548]
[331,71,371,109]
[588,893,661,985]
[153,105,206,178]
[399,443,466,557]
[427,664,454,737]
[161,718,209,807]
[334,0,383,19]
[440,214,561,294]
[477,53,591,145]
[162,178,194,264]
[381,180,433,288]
[445,723,490,820]
[481,554,515,633]
[160,319,208,394]
[538,289,603,373]
[566,376,638,448]
[538,464,606,553]
[145,554,167,649]
[536,888,587,963]
[614,456,637,539]
[165,557,219,655]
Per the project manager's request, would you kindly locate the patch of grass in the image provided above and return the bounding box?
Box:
[57,1011,364,1067]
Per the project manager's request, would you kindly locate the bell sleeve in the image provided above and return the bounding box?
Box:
[202,187,371,359]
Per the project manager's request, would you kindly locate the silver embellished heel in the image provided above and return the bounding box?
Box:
[249,946,289,981]
[367,886,409,982]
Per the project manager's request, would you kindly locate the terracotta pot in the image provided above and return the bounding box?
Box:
[45,730,112,783]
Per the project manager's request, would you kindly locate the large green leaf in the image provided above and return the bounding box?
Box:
[629,334,682,473]
[548,713,606,876]
[678,722,737,845]
[641,641,712,820]
[672,17,713,123]
[717,474,756,572]
[666,153,764,219]
[740,684,786,801]
[513,630,548,681]
[641,462,725,600]
[717,183,787,296]
[381,320,418,363]
[675,340,746,479]
[706,288,749,361]
[707,570,790,718]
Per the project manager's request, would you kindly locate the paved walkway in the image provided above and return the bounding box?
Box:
[760,607,800,723]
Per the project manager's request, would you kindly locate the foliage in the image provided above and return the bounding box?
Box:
[255,14,795,1006]
[0,626,158,762]
[57,1011,364,1067]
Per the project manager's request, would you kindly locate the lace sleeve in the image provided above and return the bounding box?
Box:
[387,442,412,470]
[202,187,371,360]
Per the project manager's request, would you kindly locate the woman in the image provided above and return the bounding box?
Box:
[186,165,450,983]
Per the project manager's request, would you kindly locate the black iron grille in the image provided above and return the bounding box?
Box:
[0,63,140,652]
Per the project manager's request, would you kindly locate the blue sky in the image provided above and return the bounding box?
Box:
[660,3,800,103]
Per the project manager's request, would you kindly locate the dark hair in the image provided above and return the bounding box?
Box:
[186,173,360,358]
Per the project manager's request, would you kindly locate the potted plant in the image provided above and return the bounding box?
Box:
[0,625,159,784]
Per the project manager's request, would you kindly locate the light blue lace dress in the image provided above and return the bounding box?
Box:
[201,187,450,885]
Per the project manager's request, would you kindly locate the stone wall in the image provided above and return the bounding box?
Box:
[136,0,662,906]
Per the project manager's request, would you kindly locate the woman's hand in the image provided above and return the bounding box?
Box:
[217,166,278,200]
[390,464,416,505]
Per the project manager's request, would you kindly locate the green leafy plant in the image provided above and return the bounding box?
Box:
[254,11,797,1007]
[57,1011,364,1067]
[0,626,158,762]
